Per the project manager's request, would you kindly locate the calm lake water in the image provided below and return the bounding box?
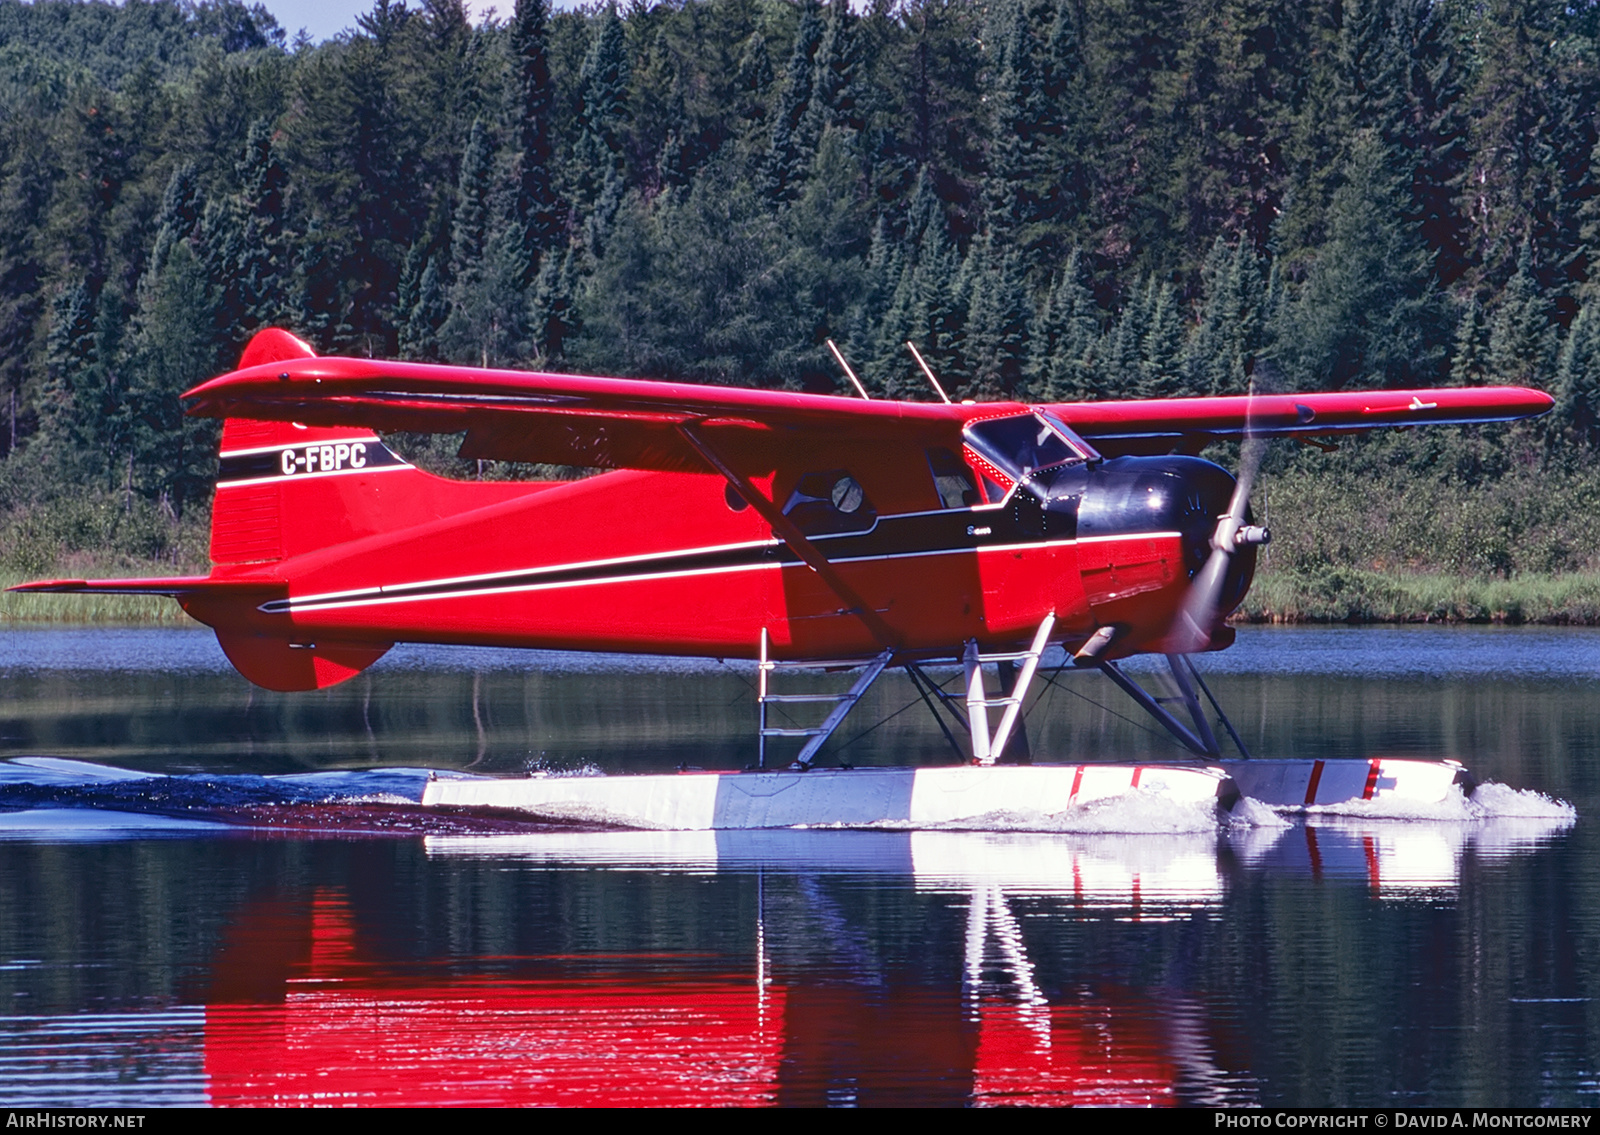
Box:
[0,625,1595,1107]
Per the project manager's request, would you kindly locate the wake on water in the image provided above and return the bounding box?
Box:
[0,758,1577,837]
[1285,781,1576,824]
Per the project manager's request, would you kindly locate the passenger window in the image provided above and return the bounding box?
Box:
[783,470,877,535]
[926,447,979,509]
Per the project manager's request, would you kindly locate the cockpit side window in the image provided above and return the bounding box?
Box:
[926,447,980,509]
[783,470,877,535]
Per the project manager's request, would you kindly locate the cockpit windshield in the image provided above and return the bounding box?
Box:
[963,413,1097,482]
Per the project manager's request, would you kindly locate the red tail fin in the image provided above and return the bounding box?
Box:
[212,329,545,567]
[212,330,420,564]
[197,330,557,691]
[213,330,360,564]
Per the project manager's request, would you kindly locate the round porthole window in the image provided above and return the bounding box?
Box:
[831,476,865,514]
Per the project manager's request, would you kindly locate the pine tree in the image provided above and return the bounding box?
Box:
[761,2,822,206]
[736,32,774,124]
[1456,0,1597,296]
[1139,278,1184,398]
[1028,249,1100,401]
[127,237,220,514]
[1030,0,1092,258]
[873,169,962,392]
[571,5,630,236]
[802,0,862,142]
[1450,298,1489,385]
[1486,240,1559,386]
[1102,277,1155,398]
[530,243,578,363]
[441,120,531,366]
[782,126,871,386]
[448,119,493,285]
[292,219,346,351]
[442,218,531,368]
[397,244,446,360]
[511,0,560,276]
[230,118,291,331]
[286,23,417,353]
[1186,237,1265,395]
[851,217,903,389]
[962,238,1031,400]
[1273,131,1444,389]
[1554,297,1600,446]
[982,0,1044,245]
[40,278,100,457]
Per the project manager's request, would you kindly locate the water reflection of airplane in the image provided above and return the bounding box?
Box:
[422,822,1572,900]
[183,816,1577,1106]
[197,876,1248,1107]
[1229,815,1574,898]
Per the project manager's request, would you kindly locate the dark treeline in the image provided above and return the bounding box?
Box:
[4,0,1600,590]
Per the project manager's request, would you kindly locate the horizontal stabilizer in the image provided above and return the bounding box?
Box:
[7,578,391,692]
[7,576,270,597]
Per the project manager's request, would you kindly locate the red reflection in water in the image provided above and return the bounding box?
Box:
[972,999,1177,1107]
[200,890,1192,1107]
[204,893,785,1107]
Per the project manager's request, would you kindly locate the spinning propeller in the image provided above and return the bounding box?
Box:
[1171,370,1275,654]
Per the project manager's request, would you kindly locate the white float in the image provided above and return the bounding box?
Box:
[419,756,1485,830]
[1217,758,1469,809]
[419,763,1232,830]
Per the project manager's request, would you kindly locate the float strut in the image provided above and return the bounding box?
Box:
[963,615,1056,765]
[1097,660,1217,757]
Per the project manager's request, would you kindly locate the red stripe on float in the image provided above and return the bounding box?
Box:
[1070,765,1084,804]
[1131,766,1143,789]
[1362,760,1382,800]
[1303,760,1325,806]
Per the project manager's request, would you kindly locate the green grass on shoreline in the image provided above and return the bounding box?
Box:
[1238,567,1600,625]
[9,565,1600,629]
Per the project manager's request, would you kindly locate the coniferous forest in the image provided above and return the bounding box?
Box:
[5,0,1600,622]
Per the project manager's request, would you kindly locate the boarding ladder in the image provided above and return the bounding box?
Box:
[757,628,893,770]
[962,614,1056,766]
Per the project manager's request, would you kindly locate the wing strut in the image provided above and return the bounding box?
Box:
[676,421,900,650]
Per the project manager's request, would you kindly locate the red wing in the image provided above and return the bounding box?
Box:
[1048,388,1553,456]
[184,335,1553,470]
[184,355,969,474]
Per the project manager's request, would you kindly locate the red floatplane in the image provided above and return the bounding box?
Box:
[12,329,1553,823]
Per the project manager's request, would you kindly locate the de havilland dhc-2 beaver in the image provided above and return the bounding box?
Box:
[11,328,1556,827]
